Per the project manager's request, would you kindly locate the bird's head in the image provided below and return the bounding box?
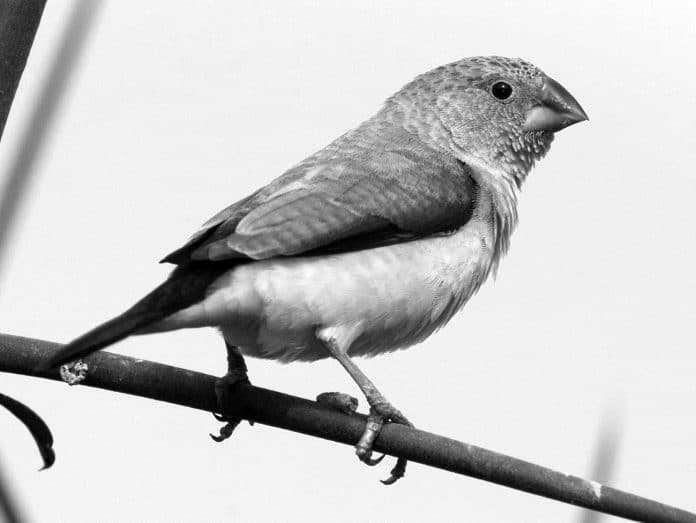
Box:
[388,56,588,186]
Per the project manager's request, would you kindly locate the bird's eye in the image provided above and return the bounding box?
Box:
[491,81,513,100]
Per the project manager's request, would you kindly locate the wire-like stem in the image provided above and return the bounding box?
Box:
[0,332,693,523]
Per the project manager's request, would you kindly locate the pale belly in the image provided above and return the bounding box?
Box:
[167,215,496,362]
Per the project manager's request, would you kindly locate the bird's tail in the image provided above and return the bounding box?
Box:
[38,261,230,371]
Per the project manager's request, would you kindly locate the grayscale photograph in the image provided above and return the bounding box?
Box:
[0,1,694,522]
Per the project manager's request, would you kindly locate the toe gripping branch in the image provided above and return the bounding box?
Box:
[210,344,254,442]
[358,410,407,485]
[210,368,253,442]
[317,392,410,485]
[362,404,412,485]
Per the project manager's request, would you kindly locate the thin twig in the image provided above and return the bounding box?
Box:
[0,333,693,523]
[0,0,101,277]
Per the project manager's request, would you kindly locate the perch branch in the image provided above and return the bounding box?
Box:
[1,333,694,523]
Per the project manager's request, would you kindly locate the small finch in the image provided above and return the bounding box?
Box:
[42,56,587,483]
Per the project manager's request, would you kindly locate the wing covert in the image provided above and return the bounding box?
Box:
[162,122,477,264]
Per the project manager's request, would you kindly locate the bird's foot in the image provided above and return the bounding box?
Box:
[318,390,411,484]
[59,360,88,386]
[316,392,359,415]
[210,368,251,443]
[317,391,387,466]
[357,400,413,485]
[317,392,388,467]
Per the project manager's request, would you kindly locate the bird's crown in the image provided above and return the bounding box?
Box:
[385,56,586,187]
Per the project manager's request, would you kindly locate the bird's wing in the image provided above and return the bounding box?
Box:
[162,124,477,264]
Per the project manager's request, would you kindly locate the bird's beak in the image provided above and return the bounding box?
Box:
[523,76,588,133]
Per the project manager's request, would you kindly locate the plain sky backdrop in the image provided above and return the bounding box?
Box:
[2,1,695,521]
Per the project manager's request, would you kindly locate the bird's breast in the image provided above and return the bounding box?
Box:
[198,207,498,363]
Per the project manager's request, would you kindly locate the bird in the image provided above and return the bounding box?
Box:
[41,56,587,484]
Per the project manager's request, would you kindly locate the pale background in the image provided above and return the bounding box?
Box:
[1,1,695,521]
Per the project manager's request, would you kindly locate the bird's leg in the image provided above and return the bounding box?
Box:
[211,343,251,443]
[320,335,413,485]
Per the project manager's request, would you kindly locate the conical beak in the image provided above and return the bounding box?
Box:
[523,76,588,133]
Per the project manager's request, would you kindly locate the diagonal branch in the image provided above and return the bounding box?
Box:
[1,332,694,523]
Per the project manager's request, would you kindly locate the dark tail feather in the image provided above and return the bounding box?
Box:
[38,261,232,371]
[38,309,164,371]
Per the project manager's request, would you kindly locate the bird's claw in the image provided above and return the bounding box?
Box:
[210,418,241,442]
[211,361,251,442]
[316,392,402,476]
[381,458,407,485]
[358,451,386,467]
[210,411,254,442]
[59,360,88,386]
[355,403,413,485]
